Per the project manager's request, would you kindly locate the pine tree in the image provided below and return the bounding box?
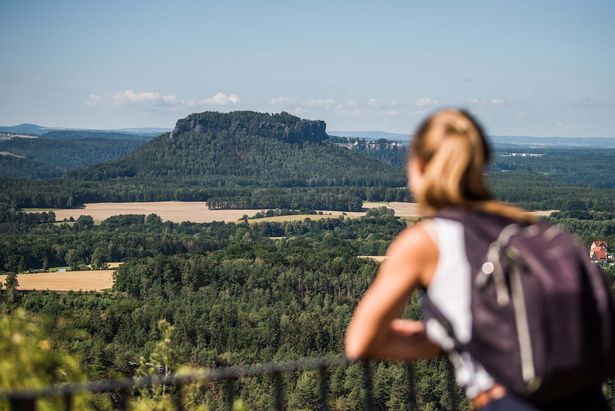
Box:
[4,271,18,305]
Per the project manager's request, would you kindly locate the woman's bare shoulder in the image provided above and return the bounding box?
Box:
[385,221,438,269]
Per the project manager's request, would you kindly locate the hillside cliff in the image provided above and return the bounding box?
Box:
[71,111,403,186]
[171,111,327,144]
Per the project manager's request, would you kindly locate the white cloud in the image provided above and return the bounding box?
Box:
[463,98,513,108]
[85,94,102,106]
[201,92,240,106]
[269,96,297,105]
[490,98,511,107]
[162,95,178,104]
[267,96,401,119]
[569,98,615,109]
[415,97,439,107]
[86,90,241,110]
[86,90,165,106]
[367,98,385,107]
[304,98,338,109]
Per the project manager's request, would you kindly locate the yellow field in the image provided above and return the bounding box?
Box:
[358,256,389,262]
[26,201,264,223]
[25,201,556,224]
[0,270,114,292]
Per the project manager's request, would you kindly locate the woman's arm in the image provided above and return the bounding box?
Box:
[345,224,442,361]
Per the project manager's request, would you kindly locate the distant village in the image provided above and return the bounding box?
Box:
[0,132,37,140]
[499,152,545,158]
[330,136,405,151]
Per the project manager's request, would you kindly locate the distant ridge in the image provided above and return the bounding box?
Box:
[491,135,615,148]
[42,130,153,142]
[0,124,170,137]
[0,123,54,136]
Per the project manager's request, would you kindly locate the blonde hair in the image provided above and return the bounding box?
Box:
[410,108,535,222]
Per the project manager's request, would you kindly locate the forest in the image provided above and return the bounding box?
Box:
[0,132,148,179]
[1,111,615,409]
[0,207,461,409]
[1,202,615,409]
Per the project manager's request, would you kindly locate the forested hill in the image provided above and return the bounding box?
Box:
[70,111,403,186]
[0,111,410,210]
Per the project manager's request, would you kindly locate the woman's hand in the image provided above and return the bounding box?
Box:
[345,224,442,361]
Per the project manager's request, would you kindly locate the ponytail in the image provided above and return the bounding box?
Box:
[411,109,535,222]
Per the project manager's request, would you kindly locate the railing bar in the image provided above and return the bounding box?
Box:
[0,355,349,401]
[272,371,284,411]
[361,360,374,411]
[404,362,417,411]
[318,365,328,411]
[224,378,235,411]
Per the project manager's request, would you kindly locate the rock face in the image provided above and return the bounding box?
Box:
[171,111,328,144]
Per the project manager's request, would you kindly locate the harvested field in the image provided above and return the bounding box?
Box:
[531,209,559,217]
[363,201,420,216]
[25,201,556,224]
[26,201,264,223]
[363,202,556,218]
[358,256,388,262]
[0,270,114,292]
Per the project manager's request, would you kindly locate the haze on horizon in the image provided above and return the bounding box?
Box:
[1,0,614,137]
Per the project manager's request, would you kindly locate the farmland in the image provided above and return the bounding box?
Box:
[26,200,556,224]
[0,269,114,291]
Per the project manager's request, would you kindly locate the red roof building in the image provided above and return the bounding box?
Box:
[590,240,608,262]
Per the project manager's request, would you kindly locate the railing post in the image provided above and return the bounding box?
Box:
[115,387,130,411]
[318,365,329,411]
[404,362,418,411]
[361,360,374,411]
[9,398,36,411]
[63,390,72,411]
[272,371,284,411]
[224,378,235,411]
[445,360,457,411]
[172,384,184,411]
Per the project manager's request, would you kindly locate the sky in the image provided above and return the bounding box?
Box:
[1,0,614,137]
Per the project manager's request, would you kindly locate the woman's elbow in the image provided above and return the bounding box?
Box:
[344,327,371,360]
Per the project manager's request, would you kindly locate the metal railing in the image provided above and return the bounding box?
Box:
[0,356,460,411]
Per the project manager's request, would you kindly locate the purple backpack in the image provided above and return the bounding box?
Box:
[423,208,615,403]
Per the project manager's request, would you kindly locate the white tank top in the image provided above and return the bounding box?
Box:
[423,218,496,399]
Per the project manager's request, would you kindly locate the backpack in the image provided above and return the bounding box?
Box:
[422,208,615,403]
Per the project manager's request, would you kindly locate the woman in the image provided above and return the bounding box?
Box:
[344,109,611,410]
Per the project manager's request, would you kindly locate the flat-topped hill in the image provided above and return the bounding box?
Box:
[71,111,404,187]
